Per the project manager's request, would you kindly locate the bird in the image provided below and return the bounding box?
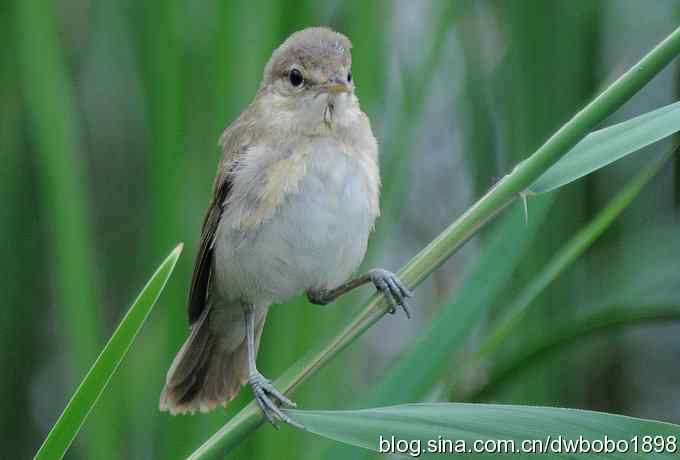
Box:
[159,26,412,427]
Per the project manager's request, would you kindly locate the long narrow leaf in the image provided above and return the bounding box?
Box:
[530,101,680,193]
[287,403,680,459]
[34,244,183,460]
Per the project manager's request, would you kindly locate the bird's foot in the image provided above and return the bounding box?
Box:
[248,371,302,429]
[306,289,331,305]
[369,268,413,318]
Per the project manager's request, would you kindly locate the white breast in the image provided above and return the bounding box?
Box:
[214,139,375,307]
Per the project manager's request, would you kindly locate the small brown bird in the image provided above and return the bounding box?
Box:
[160,27,411,427]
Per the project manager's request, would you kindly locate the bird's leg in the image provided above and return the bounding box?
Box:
[245,306,302,429]
[307,268,413,318]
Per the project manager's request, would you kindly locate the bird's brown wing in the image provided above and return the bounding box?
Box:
[187,110,255,325]
[187,171,232,324]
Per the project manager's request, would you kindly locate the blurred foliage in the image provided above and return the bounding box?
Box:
[2,1,679,459]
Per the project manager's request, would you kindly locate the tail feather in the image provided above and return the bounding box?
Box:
[159,307,268,415]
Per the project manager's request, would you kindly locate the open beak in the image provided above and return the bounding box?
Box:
[319,76,350,94]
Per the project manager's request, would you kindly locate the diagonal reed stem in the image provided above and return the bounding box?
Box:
[188,26,680,460]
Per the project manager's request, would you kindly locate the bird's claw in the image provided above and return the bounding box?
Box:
[248,372,303,429]
[369,268,413,319]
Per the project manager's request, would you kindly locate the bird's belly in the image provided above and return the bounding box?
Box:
[215,150,374,306]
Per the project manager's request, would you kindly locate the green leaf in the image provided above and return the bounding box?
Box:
[34,244,183,460]
[530,101,680,193]
[287,403,680,459]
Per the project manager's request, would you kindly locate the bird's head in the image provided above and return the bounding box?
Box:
[259,27,356,128]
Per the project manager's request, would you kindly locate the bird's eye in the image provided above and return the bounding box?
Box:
[289,69,304,87]
[347,71,352,83]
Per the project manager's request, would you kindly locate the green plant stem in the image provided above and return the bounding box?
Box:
[357,195,553,413]
[188,26,680,459]
[470,303,680,402]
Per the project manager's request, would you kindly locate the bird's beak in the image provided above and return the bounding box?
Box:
[319,76,350,94]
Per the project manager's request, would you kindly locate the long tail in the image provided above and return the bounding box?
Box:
[159,307,268,415]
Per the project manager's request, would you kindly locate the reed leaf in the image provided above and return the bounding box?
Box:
[530,101,680,193]
[34,244,183,460]
[286,403,680,459]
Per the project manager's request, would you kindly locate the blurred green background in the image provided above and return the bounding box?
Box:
[3,1,680,459]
